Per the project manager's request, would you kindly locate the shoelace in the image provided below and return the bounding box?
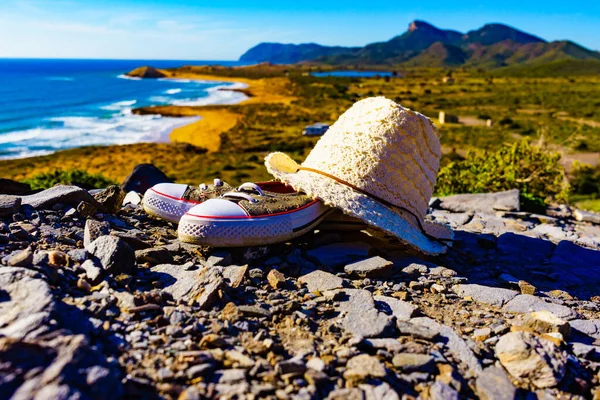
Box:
[199,178,224,191]
[222,182,265,203]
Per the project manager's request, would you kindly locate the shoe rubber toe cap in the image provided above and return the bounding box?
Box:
[186,199,249,218]
[150,183,189,199]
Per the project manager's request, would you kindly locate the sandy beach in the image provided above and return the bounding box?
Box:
[133,68,296,152]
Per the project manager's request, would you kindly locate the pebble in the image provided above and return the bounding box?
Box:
[84,219,110,249]
[502,295,579,320]
[522,311,571,338]
[267,269,286,289]
[81,259,103,284]
[392,353,435,373]
[343,354,386,380]
[0,195,21,217]
[5,248,33,267]
[495,331,566,388]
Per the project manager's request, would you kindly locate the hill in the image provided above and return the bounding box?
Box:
[240,20,600,69]
[238,42,358,64]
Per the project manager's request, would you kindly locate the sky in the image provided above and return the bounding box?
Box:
[0,0,598,60]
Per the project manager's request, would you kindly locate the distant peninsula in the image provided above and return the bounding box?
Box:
[239,20,600,68]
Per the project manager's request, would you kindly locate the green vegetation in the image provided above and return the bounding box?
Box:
[24,169,117,190]
[435,141,569,205]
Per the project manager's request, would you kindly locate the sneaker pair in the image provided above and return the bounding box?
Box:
[143,179,363,247]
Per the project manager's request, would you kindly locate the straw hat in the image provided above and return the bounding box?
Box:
[265,97,453,254]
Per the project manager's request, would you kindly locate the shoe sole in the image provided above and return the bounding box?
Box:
[142,188,198,224]
[178,201,332,247]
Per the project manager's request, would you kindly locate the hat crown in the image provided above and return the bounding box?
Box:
[301,97,441,222]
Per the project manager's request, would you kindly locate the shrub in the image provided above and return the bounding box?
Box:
[435,140,568,204]
[569,162,600,195]
[24,169,116,190]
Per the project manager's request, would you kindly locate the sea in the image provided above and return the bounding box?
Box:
[0,58,249,160]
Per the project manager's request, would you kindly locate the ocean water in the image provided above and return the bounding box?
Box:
[0,58,249,159]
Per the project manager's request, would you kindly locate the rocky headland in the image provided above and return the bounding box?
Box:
[1,165,600,399]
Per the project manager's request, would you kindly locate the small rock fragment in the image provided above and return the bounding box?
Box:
[5,248,33,267]
[81,259,103,284]
[87,236,136,275]
[267,269,285,289]
[48,250,68,267]
[93,185,125,214]
[523,311,571,338]
[0,195,21,217]
[84,219,110,249]
[452,284,518,307]
[518,280,536,295]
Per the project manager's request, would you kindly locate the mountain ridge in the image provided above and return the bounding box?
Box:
[239,20,600,68]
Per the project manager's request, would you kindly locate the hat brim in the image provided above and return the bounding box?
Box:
[265,152,453,255]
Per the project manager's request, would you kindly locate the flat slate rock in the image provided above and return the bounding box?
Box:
[502,295,579,320]
[151,264,205,303]
[344,256,394,278]
[452,284,518,307]
[299,270,345,293]
[475,366,518,400]
[412,317,483,376]
[569,319,600,340]
[374,295,418,321]
[337,289,394,338]
[436,189,520,214]
[20,185,98,209]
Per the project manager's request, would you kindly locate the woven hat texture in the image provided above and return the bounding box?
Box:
[265,96,453,254]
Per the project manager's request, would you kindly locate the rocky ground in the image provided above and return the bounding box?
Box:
[1,167,600,399]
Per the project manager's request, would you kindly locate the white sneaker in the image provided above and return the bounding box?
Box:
[178,182,333,247]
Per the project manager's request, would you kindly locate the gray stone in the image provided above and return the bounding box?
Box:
[299,270,346,293]
[135,247,174,265]
[218,369,246,384]
[429,381,459,400]
[502,295,579,320]
[344,354,386,379]
[437,189,520,214]
[475,366,517,400]
[186,363,214,379]
[151,264,205,303]
[396,320,440,340]
[401,263,429,275]
[0,267,54,340]
[87,235,136,275]
[495,331,566,388]
[574,209,600,224]
[20,185,98,209]
[0,195,21,216]
[326,388,365,400]
[84,219,110,249]
[392,353,434,373]
[359,382,399,400]
[452,284,518,307]
[412,317,482,375]
[306,242,371,267]
[337,289,394,338]
[569,319,600,340]
[4,248,33,267]
[121,163,172,193]
[277,357,306,375]
[67,249,88,264]
[344,256,394,278]
[363,338,403,353]
[237,305,272,319]
[81,259,103,284]
[374,296,418,321]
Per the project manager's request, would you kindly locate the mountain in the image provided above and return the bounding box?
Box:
[238,42,358,64]
[239,20,600,69]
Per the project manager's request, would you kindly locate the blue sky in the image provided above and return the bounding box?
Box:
[0,0,598,60]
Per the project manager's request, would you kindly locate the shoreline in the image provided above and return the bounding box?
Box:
[132,69,295,152]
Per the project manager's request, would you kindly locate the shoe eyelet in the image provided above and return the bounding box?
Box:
[250,199,259,204]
